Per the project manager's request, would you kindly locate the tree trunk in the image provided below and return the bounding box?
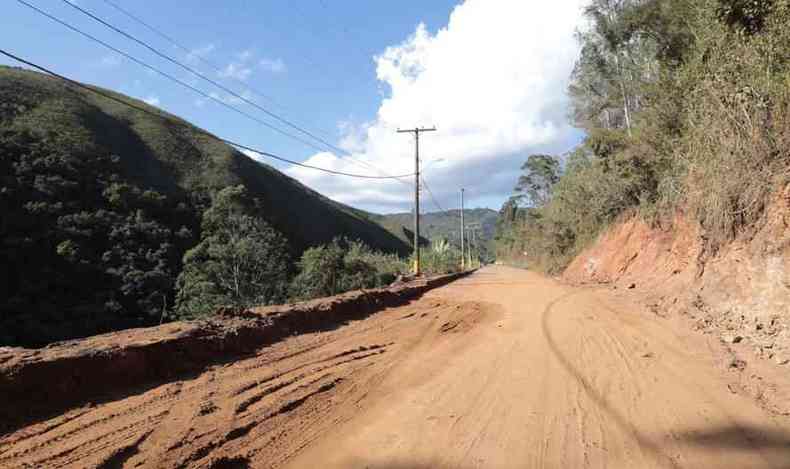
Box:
[614,53,633,136]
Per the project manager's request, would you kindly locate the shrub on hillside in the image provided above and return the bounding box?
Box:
[290,238,408,300]
[678,1,790,245]
[417,238,465,274]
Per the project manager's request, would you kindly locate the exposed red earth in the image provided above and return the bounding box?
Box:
[564,184,790,414]
[3,266,790,468]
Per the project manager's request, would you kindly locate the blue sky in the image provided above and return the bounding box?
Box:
[2,0,585,213]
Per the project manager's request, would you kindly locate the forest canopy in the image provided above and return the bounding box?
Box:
[496,0,790,272]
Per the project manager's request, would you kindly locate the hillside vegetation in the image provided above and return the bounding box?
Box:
[377,208,498,258]
[377,209,498,242]
[0,66,410,346]
[496,0,790,272]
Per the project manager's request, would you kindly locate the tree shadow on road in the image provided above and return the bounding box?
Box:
[675,424,790,451]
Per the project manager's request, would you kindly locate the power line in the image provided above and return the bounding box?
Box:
[421,177,446,213]
[57,0,352,157]
[17,0,417,182]
[422,174,467,220]
[98,0,284,111]
[0,48,415,180]
[85,0,413,184]
[15,0,340,156]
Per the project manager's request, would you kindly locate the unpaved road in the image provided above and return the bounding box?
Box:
[2,266,790,468]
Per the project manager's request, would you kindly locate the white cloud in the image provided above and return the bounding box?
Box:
[218,62,253,81]
[240,148,264,162]
[239,148,285,169]
[259,57,286,73]
[142,96,160,106]
[217,50,285,80]
[99,54,121,67]
[237,49,254,61]
[218,49,258,81]
[336,119,371,154]
[285,0,585,213]
[208,89,254,105]
[185,44,215,64]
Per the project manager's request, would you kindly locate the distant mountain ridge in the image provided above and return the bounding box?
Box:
[374,208,499,246]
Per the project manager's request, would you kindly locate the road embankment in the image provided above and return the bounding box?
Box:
[0,271,470,433]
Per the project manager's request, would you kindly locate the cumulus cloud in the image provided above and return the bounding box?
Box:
[218,62,253,81]
[336,119,371,154]
[285,0,585,213]
[210,89,255,105]
[239,148,268,164]
[185,43,215,65]
[142,95,160,106]
[217,49,285,81]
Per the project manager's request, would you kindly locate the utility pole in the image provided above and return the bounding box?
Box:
[460,188,465,270]
[397,126,436,275]
[469,223,480,268]
[471,226,476,268]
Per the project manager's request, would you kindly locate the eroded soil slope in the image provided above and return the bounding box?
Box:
[564,185,790,412]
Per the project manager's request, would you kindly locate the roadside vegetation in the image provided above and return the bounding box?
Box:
[173,186,292,319]
[289,238,408,301]
[496,0,790,273]
[288,237,470,302]
[418,239,465,275]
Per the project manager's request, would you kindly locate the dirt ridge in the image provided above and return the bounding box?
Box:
[0,272,470,434]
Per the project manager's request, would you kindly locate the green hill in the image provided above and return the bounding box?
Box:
[375,208,499,246]
[0,65,409,346]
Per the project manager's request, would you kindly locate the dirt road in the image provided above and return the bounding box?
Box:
[2,266,789,468]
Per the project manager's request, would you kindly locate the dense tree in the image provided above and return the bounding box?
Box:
[0,130,196,345]
[514,154,561,208]
[289,238,408,301]
[497,0,790,272]
[174,186,292,319]
[0,64,413,346]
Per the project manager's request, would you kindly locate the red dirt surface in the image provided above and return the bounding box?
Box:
[0,273,467,435]
[3,267,790,468]
[564,183,790,414]
[0,289,490,468]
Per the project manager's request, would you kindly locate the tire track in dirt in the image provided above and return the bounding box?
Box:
[0,295,486,469]
[10,267,788,468]
[95,428,154,469]
[541,290,682,468]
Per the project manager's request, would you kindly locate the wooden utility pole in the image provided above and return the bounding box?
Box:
[471,225,476,268]
[460,188,465,270]
[397,126,436,275]
[468,223,481,268]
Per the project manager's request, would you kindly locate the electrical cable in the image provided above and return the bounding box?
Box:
[59,0,354,158]
[15,0,344,155]
[0,48,415,180]
[82,0,413,183]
